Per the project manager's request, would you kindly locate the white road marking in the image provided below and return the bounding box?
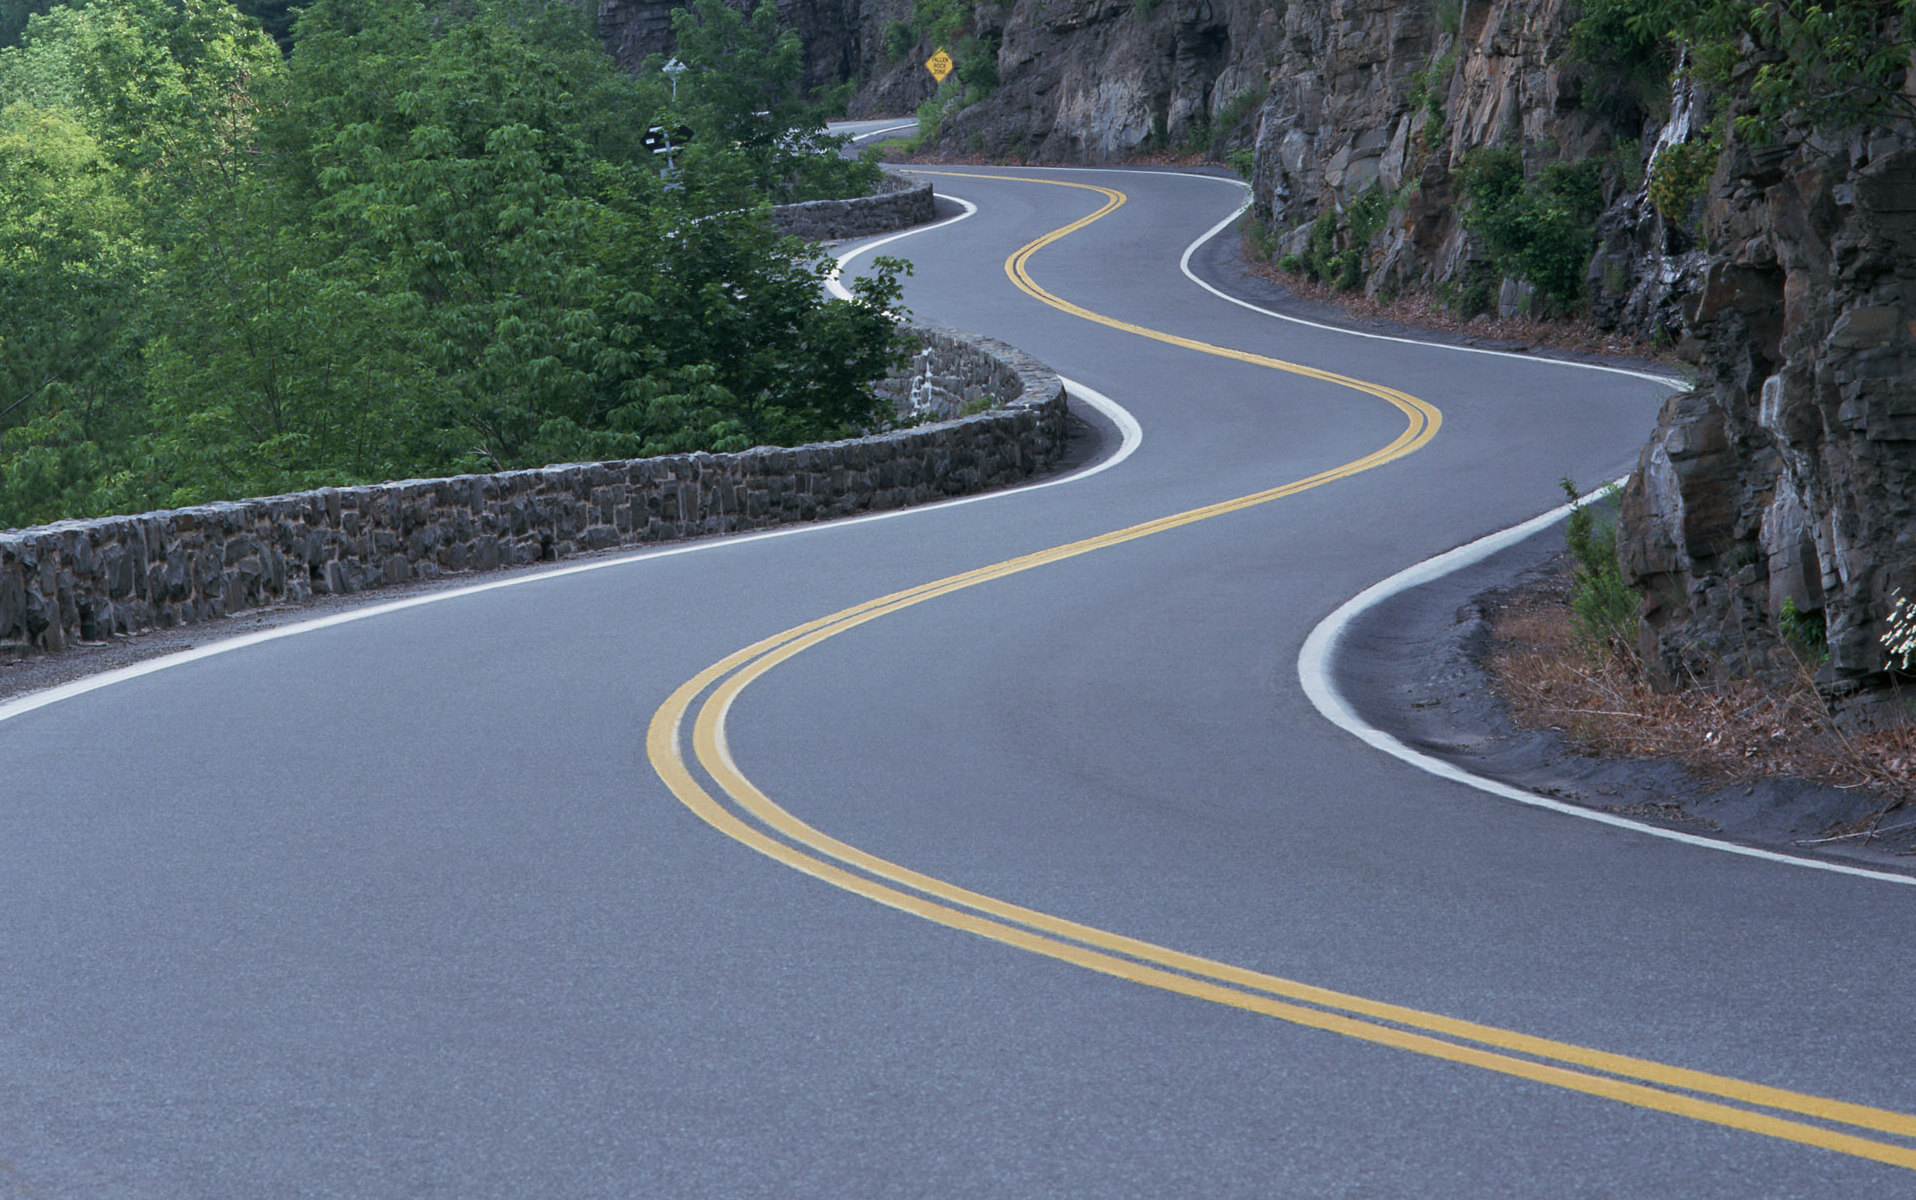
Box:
[1297,486,1916,886]
[826,191,978,300]
[843,121,918,144]
[0,375,1135,729]
[1173,183,1690,388]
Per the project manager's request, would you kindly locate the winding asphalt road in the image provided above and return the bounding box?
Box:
[5,164,1915,1197]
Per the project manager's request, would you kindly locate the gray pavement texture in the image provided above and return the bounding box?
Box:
[3,165,1914,1198]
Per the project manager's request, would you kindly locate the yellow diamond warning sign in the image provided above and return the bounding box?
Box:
[925,48,954,83]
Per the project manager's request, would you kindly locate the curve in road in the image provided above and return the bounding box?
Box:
[661,170,1916,1170]
[7,162,1915,1197]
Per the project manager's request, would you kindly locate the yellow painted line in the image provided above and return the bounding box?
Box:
[911,170,1437,434]
[648,174,1916,1167]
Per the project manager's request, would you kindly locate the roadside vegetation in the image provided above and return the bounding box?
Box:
[1248,0,1914,321]
[0,0,904,532]
[1484,483,1916,839]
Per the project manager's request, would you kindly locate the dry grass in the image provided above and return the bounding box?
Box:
[1484,567,1916,839]
[1242,256,1670,361]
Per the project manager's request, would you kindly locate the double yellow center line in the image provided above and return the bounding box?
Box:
[647,172,1916,1169]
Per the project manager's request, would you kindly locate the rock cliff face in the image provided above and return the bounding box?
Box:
[597,0,866,93]
[919,0,1279,159]
[1619,139,1916,707]
[883,0,1699,335]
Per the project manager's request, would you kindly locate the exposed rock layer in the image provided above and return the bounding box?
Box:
[1620,139,1916,708]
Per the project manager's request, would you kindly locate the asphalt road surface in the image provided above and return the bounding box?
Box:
[5,165,1915,1198]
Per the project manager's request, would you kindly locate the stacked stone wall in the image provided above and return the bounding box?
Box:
[770,173,936,240]
[0,326,1066,660]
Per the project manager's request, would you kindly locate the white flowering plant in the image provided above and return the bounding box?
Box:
[1884,591,1916,671]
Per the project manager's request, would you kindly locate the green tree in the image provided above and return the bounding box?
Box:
[233,0,297,50]
[0,0,59,50]
[0,0,909,527]
[668,0,878,203]
[0,99,147,526]
[1573,1,1916,136]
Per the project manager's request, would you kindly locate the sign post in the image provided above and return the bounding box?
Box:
[925,48,954,84]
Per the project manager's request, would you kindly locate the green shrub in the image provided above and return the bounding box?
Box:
[1568,0,1672,123]
[1405,47,1456,149]
[1561,478,1639,655]
[882,19,914,62]
[1611,136,1644,192]
[1277,185,1400,291]
[1213,86,1266,134]
[1436,260,1497,318]
[1779,596,1829,663]
[956,33,999,97]
[912,0,967,52]
[1646,131,1720,220]
[1458,148,1602,311]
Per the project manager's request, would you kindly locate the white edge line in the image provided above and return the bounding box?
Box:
[1298,483,1916,887]
[829,167,1872,884]
[891,162,1687,387]
[1,183,1132,730]
[0,380,1138,730]
[1174,185,1690,388]
[845,121,918,144]
[1135,170,1884,883]
[826,190,978,301]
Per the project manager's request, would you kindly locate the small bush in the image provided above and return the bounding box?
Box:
[911,93,954,150]
[1779,596,1829,663]
[883,20,915,62]
[956,33,999,97]
[1647,131,1720,221]
[1405,47,1456,148]
[1213,86,1267,134]
[1561,478,1639,655]
[1611,136,1644,192]
[1278,185,1399,291]
[1458,148,1603,311]
[912,0,967,52]
[1567,0,1672,124]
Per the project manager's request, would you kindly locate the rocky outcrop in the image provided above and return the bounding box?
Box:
[872,0,1696,337]
[922,0,1276,159]
[1619,138,1916,712]
[0,327,1069,660]
[597,0,678,72]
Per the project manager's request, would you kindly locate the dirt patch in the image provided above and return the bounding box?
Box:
[1241,254,1673,363]
[1480,559,1916,851]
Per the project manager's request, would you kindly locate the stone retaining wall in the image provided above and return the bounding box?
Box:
[0,326,1067,659]
[770,172,935,241]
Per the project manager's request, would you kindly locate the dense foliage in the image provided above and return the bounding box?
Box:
[0,0,902,530]
[1458,150,1604,311]
[1571,0,1915,136]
